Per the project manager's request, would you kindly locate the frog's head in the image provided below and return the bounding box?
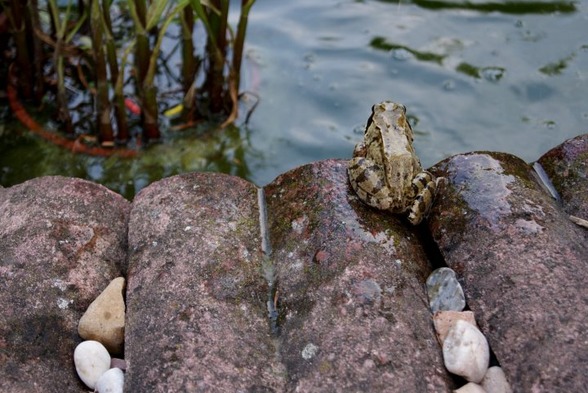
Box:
[373,101,422,194]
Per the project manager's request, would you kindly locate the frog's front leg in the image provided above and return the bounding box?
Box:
[406,171,442,225]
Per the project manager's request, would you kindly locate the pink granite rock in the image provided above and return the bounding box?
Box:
[125,173,285,391]
[125,163,454,391]
[0,176,130,393]
[265,159,453,391]
[537,133,588,221]
[428,152,588,391]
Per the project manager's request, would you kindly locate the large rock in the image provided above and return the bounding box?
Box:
[265,159,453,391]
[428,152,588,391]
[125,173,285,391]
[125,162,454,391]
[0,176,130,393]
[537,133,588,221]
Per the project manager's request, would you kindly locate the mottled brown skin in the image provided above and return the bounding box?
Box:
[348,101,442,225]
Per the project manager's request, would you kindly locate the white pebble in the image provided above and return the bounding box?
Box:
[73,340,111,389]
[454,382,487,393]
[443,320,489,383]
[481,366,512,393]
[95,367,124,393]
[433,310,478,345]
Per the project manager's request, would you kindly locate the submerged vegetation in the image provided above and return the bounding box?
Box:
[0,0,256,155]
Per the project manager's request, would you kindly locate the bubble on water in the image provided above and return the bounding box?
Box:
[443,79,456,91]
[481,67,505,82]
[390,48,412,61]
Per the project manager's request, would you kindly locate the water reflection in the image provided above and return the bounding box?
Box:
[0,123,256,200]
[2,0,587,193]
[456,63,505,81]
[370,37,445,64]
[376,0,576,14]
[371,36,506,82]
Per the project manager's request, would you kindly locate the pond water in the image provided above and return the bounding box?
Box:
[1,0,587,198]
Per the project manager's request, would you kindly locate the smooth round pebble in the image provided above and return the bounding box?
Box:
[74,340,111,389]
[443,320,489,383]
[482,366,512,393]
[454,382,487,393]
[426,267,466,312]
[95,367,124,393]
[433,310,477,345]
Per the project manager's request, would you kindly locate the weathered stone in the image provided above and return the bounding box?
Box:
[481,366,512,393]
[78,277,125,355]
[74,340,111,389]
[265,159,453,391]
[537,133,588,221]
[442,320,489,383]
[110,358,126,371]
[433,310,477,344]
[426,267,466,312]
[125,173,285,391]
[428,152,588,391]
[454,382,486,393]
[0,176,130,393]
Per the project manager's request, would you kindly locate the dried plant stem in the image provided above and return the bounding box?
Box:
[231,0,255,96]
[90,0,114,143]
[101,0,129,143]
[48,0,74,134]
[206,0,229,113]
[6,0,34,99]
[181,6,197,120]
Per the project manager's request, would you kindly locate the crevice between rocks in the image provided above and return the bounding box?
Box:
[257,187,280,336]
[418,223,505,385]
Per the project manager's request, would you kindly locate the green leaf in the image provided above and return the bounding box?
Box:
[145,1,189,85]
[146,0,169,31]
[190,0,217,51]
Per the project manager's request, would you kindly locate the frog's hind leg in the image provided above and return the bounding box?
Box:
[348,158,388,209]
[407,172,439,225]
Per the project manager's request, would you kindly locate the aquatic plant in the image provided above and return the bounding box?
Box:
[1,0,256,154]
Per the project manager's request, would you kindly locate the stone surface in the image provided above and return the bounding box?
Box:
[74,340,111,389]
[481,367,512,393]
[95,367,124,393]
[454,382,486,393]
[443,320,489,383]
[78,277,126,355]
[433,310,477,344]
[265,159,453,391]
[0,176,130,393]
[426,267,466,312]
[125,173,285,391]
[537,133,588,221]
[110,358,127,371]
[428,152,588,391]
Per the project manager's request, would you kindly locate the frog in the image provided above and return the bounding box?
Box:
[347,101,443,225]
